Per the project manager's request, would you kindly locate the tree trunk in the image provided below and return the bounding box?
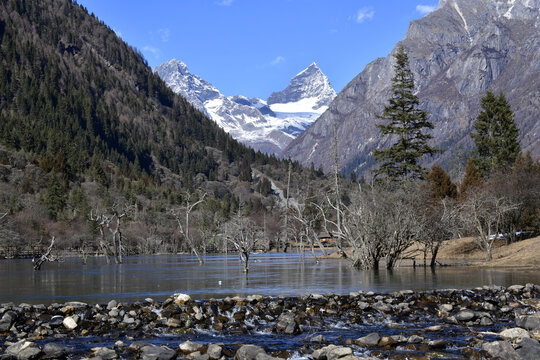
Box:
[240,251,249,272]
[33,237,55,270]
[486,243,493,261]
[429,243,440,268]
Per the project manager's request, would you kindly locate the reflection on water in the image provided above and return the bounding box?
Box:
[1,253,539,304]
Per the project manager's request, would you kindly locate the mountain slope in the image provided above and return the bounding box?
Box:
[283,0,540,177]
[0,0,277,187]
[155,60,336,154]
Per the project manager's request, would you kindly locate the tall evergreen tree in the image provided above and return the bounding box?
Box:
[45,174,66,220]
[373,46,438,184]
[239,158,252,182]
[471,90,520,176]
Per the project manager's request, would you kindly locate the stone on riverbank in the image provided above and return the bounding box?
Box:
[174,294,191,305]
[455,309,475,322]
[233,345,266,360]
[62,315,78,330]
[0,310,17,331]
[516,337,540,360]
[516,313,540,330]
[140,344,177,360]
[311,345,353,360]
[499,327,531,341]
[482,340,521,359]
[179,340,203,354]
[355,333,380,347]
[91,347,118,360]
[42,343,69,359]
[206,344,223,360]
[5,340,42,360]
[275,312,301,335]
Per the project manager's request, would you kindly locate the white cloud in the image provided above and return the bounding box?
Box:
[257,56,286,68]
[143,46,160,58]
[157,28,170,43]
[216,0,233,6]
[416,5,436,14]
[270,56,286,66]
[355,7,375,23]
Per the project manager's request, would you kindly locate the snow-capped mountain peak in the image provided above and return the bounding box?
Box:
[154,59,220,114]
[155,60,336,154]
[267,62,336,111]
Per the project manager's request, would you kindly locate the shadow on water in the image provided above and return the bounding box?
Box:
[1,252,539,304]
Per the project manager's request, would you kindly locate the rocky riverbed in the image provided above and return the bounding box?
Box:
[1,284,539,359]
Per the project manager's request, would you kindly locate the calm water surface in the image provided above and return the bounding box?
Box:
[1,252,539,304]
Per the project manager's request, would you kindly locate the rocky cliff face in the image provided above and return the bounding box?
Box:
[155,61,336,154]
[283,0,540,178]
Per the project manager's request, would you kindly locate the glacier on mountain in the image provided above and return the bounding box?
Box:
[154,60,336,154]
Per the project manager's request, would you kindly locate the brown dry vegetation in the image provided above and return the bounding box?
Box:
[414,236,540,268]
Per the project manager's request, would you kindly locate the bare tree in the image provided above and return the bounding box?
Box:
[32,236,57,270]
[418,197,461,267]
[314,184,425,270]
[281,161,292,252]
[460,190,519,261]
[89,203,133,264]
[170,191,207,264]
[222,214,261,272]
[290,192,328,261]
[329,186,386,269]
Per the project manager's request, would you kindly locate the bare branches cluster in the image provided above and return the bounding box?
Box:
[89,203,134,264]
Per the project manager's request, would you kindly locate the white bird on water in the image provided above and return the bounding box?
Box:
[218,281,222,286]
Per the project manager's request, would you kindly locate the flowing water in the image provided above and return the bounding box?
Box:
[1,252,538,304]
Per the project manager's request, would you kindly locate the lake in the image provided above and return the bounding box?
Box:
[1,252,539,304]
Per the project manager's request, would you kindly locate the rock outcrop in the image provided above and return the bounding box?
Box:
[283,0,540,178]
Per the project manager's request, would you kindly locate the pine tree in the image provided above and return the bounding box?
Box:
[373,46,438,184]
[45,174,66,220]
[471,90,520,176]
[460,159,483,196]
[427,165,457,199]
[239,158,252,182]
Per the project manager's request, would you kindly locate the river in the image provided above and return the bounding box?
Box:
[1,252,538,304]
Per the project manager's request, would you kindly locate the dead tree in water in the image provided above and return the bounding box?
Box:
[33,236,57,270]
[222,214,261,272]
[170,191,207,264]
[89,204,133,264]
[290,193,328,261]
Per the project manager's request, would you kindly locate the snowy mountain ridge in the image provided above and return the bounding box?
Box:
[154,59,336,154]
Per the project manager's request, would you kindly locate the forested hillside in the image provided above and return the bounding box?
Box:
[0,0,281,183]
[0,0,325,258]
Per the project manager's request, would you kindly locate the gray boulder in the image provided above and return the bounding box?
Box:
[275,312,301,335]
[516,313,540,330]
[140,345,177,360]
[91,347,118,360]
[5,340,42,360]
[206,344,223,360]
[179,340,203,354]
[482,340,521,360]
[0,310,17,331]
[355,333,380,347]
[234,345,266,360]
[42,343,69,359]
[499,327,531,341]
[456,309,475,322]
[516,338,540,360]
[326,346,353,360]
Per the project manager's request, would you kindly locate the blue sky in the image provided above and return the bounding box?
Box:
[78,0,438,99]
